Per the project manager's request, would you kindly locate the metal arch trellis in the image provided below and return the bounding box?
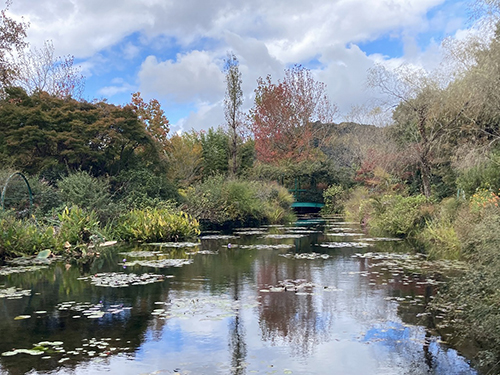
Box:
[1,172,34,213]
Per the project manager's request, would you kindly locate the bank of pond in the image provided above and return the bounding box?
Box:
[0,216,486,375]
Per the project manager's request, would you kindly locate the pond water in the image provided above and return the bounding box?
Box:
[0,217,478,375]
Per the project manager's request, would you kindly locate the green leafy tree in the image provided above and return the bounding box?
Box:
[0,88,160,179]
[199,127,230,178]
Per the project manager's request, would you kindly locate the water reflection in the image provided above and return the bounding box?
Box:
[0,219,478,375]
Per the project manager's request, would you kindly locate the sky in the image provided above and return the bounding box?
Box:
[6,0,475,133]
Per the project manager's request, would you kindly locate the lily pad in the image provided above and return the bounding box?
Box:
[319,242,370,249]
[146,242,200,248]
[279,252,330,260]
[260,234,306,239]
[123,259,193,268]
[0,287,31,299]
[36,249,51,259]
[80,272,166,287]
[239,244,294,250]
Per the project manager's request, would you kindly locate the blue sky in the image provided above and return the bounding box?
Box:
[8,0,476,132]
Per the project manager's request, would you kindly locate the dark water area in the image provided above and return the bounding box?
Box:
[0,217,477,375]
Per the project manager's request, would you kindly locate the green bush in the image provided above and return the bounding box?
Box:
[116,207,200,242]
[368,194,431,237]
[322,184,346,214]
[112,168,179,209]
[419,197,463,260]
[456,153,500,197]
[58,171,111,209]
[57,206,102,245]
[0,213,60,259]
[183,176,295,226]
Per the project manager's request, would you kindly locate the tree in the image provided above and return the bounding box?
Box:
[0,88,160,179]
[223,52,243,176]
[250,65,337,164]
[165,131,203,187]
[199,127,230,178]
[368,64,470,197]
[0,0,28,92]
[14,40,85,99]
[131,92,170,146]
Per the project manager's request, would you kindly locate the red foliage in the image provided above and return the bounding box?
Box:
[250,65,337,164]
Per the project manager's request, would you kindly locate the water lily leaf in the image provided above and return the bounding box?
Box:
[36,250,51,259]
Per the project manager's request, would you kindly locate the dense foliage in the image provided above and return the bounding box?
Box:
[182,176,295,227]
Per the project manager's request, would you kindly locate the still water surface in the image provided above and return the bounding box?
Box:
[0,218,477,374]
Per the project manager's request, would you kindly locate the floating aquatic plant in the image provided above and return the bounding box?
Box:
[0,265,49,276]
[279,252,330,260]
[259,278,343,295]
[239,244,294,250]
[199,235,240,240]
[119,250,162,258]
[234,230,267,235]
[123,259,193,268]
[260,234,305,239]
[145,242,200,248]
[0,287,31,299]
[151,295,260,321]
[79,272,168,287]
[186,250,218,255]
[319,242,370,248]
[56,301,132,319]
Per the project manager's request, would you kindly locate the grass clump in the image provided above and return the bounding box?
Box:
[116,207,200,242]
[0,213,59,260]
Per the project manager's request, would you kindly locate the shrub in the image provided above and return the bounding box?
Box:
[0,212,59,259]
[116,208,200,242]
[183,176,295,226]
[456,153,500,197]
[112,168,179,209]
[57,206,102,245]
[368,194,431,237]
[58,171,111,210]
[419,197,463,260]
[344,186,371,223]
[322,184,346,214]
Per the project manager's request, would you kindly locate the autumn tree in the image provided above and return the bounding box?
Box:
[224,52,243,176]
[0,0,28,93]
[14,40,85,99]
[250,65,337,164]
[131,92,170,146]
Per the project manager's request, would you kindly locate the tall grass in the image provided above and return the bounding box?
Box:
[116,208,200,242]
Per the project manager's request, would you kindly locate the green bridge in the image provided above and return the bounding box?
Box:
[287,177,325,213]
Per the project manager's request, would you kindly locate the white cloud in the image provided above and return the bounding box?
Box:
[5,0,473,130]
[98,78,136,97]
[138,51,225,103]
[173,101,224,133]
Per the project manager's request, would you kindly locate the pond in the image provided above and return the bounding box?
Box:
[0,217,478,375]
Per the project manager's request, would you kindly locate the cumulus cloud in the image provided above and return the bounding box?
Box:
[138,51,225,103]
[5,0,472,130]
